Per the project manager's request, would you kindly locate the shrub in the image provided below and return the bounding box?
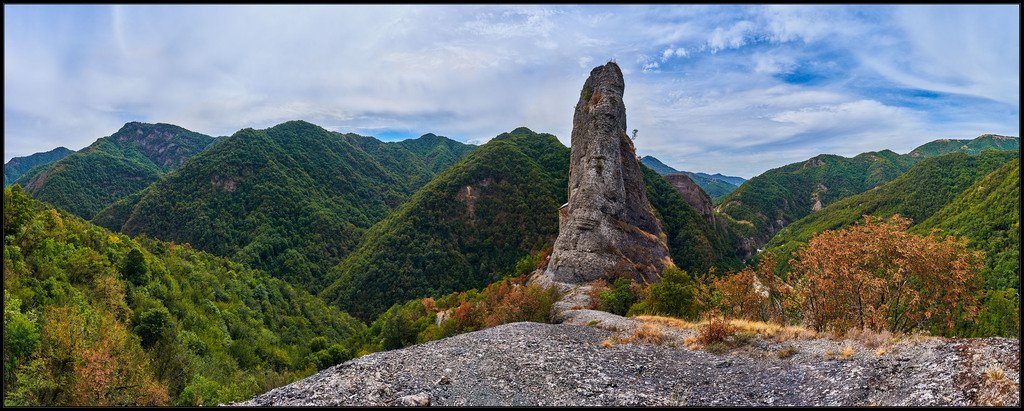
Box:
[694,313,736,347]
[641,266,698,319]
[597,277,640,316]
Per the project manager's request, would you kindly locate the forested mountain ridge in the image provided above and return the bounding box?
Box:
[321,127,744,320]
[320,127,570,320]
[640,155,743,199]
[91,120,473,292]
[14,123,215,220]
[3,185,365,406]
[4,147,74,187]
[717,134,1019,254]
[909,134,1019,158]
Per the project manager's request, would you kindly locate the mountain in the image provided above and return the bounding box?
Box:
[718,149,916,253]
[765,150,1020,266]
[337,132,475,189]
[692,172,746,187]
[914,158,1020,291]
[908,134,1019,158]
[3,185,365,406]
[321,127,743,320]
[3,147,73,187]
[320,127,569,320]
[639,155,743,199]
[95,120,472,291]
[15,122,215,219]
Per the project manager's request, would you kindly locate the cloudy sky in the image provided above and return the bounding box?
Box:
[4,5,1019,177]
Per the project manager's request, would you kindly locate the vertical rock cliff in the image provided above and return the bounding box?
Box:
[543,62,674,284]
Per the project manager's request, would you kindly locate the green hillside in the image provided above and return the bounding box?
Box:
[914,158,1020,291]
[15,123,215,219]
[909,134,1019,158]
[718,149,915,248]
[765,150,1020,254]
[3,185,364,406]
[322,128,743,320]
[320,127,569,320]
[4,147,74,187]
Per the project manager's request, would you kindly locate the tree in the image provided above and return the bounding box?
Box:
[134,307,172,349]
[643,266,698,319]
[791,215,983,334]
[121,249,149,286]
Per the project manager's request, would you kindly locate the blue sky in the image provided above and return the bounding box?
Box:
[4,5,1019,178]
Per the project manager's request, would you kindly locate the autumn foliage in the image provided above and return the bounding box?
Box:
[791,215,983,334]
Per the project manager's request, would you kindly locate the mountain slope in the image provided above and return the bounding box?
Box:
[320,127,569,320]
[718,134,1019,253]
[718,149,915,252]
[639,155,742,199]
[3,185,364,406]
[766,150,1020,250]
[101,120,438,291]
[909,134,1019,159]
[322,128,743,320]
[914,158,1020,291]
[4,147,74,186]
[15,123,214,219]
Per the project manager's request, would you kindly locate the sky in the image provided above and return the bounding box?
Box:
[4,5,1019,178]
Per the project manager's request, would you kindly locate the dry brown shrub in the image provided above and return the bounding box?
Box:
[777,346,798,359]
[695,314,736,346]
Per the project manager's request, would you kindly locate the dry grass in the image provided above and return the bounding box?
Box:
[874,347,888,357]
[978,366,1017,406]
[984,367,1007,381]
[630,323,668,345]
[777,346,798,359]
[695,316,736,346]
[846,327,894,349]
[839,345,856,359]
[633,315,700,330]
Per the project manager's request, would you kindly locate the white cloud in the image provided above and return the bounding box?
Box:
[3,5,1018,179]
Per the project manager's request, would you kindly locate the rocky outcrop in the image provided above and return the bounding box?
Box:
[542,62,673,284]
[665,174,715,223]
[238,321,1020,407]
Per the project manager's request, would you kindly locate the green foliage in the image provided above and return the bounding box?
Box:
[134,307,173,348]
[970,288,1020,337]
[4,147,73,187]
[2,186,365,405]
[3,296,40,397]
[913,158,1020,291]
[16,123,214,219]
[122,248,149,286]
[598,278,640,316]
[641,266,698,319]
[96,121,472,292]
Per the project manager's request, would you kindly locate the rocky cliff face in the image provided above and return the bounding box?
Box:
[665,173,715,224]
[543,62,673,284]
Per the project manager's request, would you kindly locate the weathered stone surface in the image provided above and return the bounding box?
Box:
[236,322,1020,407]
[543,62,673,284]
[665,173,715,223]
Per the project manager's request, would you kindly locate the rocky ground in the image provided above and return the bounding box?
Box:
[238,282,1020,407]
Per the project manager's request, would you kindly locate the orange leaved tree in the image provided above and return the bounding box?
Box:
[791,215,983,334]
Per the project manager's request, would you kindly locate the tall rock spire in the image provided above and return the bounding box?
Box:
[543,62,674,284]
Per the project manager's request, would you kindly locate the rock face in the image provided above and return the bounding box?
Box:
[238,322,1021,407]
[665,173,715,223]
[543,62,673,284]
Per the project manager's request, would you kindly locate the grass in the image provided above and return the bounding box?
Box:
[839,345,856,359]
[600,323,669,347]
[634,315,817,342]
[777,346,798,359]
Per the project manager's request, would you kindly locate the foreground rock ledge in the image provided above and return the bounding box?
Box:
[236,322,1019,406]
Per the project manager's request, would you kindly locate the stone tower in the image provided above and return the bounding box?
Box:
[543,62,674,284]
